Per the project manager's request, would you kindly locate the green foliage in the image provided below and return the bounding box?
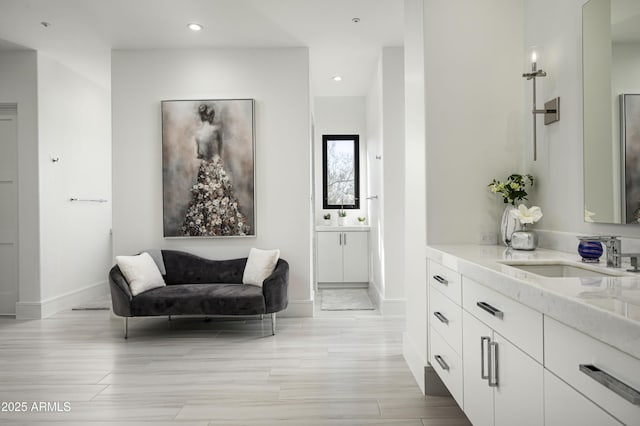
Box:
[488,174,535,206]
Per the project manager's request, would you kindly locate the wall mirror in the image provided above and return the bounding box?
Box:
[583,0,640,224]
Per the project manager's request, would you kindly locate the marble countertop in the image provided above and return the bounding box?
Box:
[315,225,371,231]
[427,245,640,360]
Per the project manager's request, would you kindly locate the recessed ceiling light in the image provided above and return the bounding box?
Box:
[352,17,360,23]
[187,23,203,31]
[332,76,343,82]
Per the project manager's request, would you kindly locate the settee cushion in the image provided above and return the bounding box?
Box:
[116,252,166,296]
[131,283,266,316]
[162,250,247,285]
[242,248,280,287]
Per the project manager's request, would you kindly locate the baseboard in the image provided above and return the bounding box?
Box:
[379,298,406,316]
[280,299,314,317]
[318,282,368,289]
[403,331,427,394]
[368,283,405,316]
[367,282,381,309]
[16,280,109,320]
[15,302,43,320]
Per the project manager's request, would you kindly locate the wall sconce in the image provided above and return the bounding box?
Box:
[522,47,560,160]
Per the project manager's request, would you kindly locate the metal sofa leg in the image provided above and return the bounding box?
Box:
[168,314,172,321]
[271,312,276,336]
[260,314,264,320]
[124,317,128,339]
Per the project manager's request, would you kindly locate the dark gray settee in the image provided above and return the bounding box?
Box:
[108,250,289,338]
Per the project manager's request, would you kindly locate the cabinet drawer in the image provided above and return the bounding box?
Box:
[544,369,622,426]
[430,325,463,409]
[462,277,543,363]
[545,317,640,426]
[428,260,462,304]
[429,285,462,356]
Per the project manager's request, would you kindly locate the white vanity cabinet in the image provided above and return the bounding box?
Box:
[316,229,369,283]
[427,261,544,426]
[461,292,543,426]
[425,246,640,426]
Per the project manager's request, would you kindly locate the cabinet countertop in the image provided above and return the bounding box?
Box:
[427,244,640,359]
[315,225,370,232]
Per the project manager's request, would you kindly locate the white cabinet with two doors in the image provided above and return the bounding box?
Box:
[316,227,369,284]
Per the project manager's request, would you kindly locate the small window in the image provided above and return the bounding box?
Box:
[322,134,360,209]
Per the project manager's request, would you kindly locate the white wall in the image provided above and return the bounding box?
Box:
[425,0,525,245]
[36,53,112,307]
[403,0,524,393]
[402,0,428,394]
[112,48,312,313]
[0,51,41,316]
[366,60,384,299]
[313,96,367,225]
[366,47,406,314]
[381,47,406,303]
[525,0,640,242]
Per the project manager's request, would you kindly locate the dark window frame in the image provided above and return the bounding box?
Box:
[322,134,360,210]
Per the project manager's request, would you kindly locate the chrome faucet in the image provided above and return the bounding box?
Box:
[578,236,621,267]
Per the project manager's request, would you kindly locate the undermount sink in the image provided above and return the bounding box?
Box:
[500,261,624,278]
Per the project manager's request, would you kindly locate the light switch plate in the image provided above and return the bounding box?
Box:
[479,232,497,245]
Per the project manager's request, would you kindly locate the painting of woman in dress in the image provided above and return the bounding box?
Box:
[162,99,255,237]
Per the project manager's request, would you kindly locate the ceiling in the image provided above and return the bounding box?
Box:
[0,0,404,95]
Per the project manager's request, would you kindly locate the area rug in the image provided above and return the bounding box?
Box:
[320,289,374,311]
[71,294,111,310]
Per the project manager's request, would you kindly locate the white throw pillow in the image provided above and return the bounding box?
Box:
[115,252,166,296]
[242,248,280,287]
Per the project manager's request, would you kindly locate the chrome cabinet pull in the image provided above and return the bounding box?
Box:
[579,364,640,405]
[433,275,448,285]
[481,336,490,380]
[433,312,449,325]
[476,301,504,319]
[339,233,342,245]
[434,355,450,371]
[488,341,499,387]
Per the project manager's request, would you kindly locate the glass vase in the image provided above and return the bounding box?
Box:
[500,204,521,247]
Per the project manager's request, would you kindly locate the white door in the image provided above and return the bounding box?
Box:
[462,310,494,426]
[493,332,544,426]
[0,113,18,315]
[316,232,343,282]
[342,231,368,282]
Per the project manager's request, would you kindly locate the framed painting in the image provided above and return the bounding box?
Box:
[162,99,255,237]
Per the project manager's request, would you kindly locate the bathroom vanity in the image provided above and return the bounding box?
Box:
[426,245,640,426]
[315,226,370,285]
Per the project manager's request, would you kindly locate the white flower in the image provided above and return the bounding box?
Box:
[510,204,543,224]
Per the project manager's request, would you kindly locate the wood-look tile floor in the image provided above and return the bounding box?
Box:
[0,307,470,425]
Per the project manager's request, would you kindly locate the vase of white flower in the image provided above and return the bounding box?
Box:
[489,174,535,247]
[509,204,543,250]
